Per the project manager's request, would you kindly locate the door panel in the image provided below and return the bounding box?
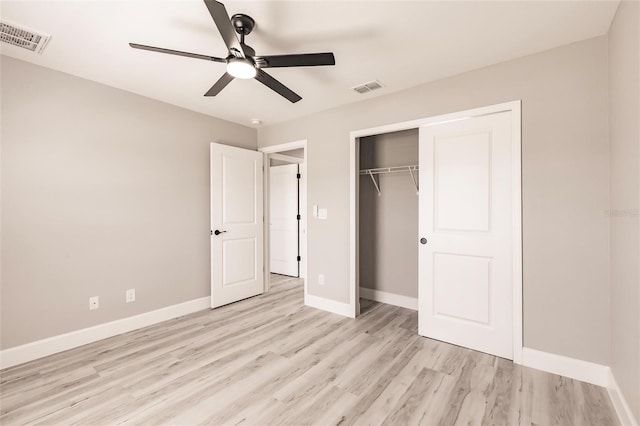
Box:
[222,156,257,225]
[434,132,491,232]
[222,238,257,286]
[433,253,491,324]
[269,164,299,277]
[211,143,264,309]
[419,111,513,359]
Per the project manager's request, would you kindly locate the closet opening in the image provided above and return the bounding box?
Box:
[358,129,420,325]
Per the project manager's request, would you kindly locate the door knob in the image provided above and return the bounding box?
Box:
[214,230,227,236]
[420,237,427,244]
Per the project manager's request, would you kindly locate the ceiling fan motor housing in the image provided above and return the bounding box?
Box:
[231,14,255,36]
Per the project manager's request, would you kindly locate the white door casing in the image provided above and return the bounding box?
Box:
[418,111,514,359]
[270,164,299,277]
[210,143,264,309]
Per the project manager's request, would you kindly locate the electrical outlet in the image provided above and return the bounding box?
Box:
[318,274,325,285]
[89,296,99,310]
[126,288,135,303]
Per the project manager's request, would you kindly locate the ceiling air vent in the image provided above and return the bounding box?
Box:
[0,21,51,54]
[352,80,384,94]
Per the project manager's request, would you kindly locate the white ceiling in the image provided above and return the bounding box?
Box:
[1,0,619,127]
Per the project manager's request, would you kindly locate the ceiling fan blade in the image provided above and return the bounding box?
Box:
[257,53,335,68]
[129,43,227,63]
[255,69,301,103]
[203,0,245,58]
[205,72,234,96]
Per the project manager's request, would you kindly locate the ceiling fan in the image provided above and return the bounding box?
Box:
[129,0,335,103]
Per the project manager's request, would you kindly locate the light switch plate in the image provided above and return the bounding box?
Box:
[318,208,328,220]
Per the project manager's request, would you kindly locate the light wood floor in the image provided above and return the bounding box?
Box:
[1,274,618,425]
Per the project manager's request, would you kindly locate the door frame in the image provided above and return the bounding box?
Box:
[259,140,308,296]
[349,101,523,364]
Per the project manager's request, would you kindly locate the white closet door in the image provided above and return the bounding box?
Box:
[418,111,514,359]
[270,164,299,277]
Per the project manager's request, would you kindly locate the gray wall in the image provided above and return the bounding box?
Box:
[359,130,419,298]
[0,57,257,349]
[608,1,640,420]
[259,36,610,365]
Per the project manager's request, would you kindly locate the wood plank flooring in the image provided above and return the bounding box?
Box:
[0,274,618,425]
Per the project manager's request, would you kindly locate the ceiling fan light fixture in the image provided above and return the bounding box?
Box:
[227,58,256,79]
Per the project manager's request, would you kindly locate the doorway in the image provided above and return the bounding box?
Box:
[259,141,308,296]
[269,155,302,277]
[349,101,523,362]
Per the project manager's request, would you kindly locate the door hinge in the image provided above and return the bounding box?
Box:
[297,173,301,179]
[296,214,301,220]
[297,256,301,261]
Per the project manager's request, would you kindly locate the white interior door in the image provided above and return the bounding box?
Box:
[270,164,299,277]
[418,111,514,359]
[210,143,264,309]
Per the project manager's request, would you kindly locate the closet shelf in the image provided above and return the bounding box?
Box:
[359,165,419,196]
[359,165,419,175]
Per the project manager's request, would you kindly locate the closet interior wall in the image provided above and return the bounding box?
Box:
[359,129,419,299]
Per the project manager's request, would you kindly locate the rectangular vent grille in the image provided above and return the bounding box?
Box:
[352,80,384,94]
[1,21,51,54]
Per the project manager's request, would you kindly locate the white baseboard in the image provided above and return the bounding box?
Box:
[521,347,610,387]
[0,297,210,370]
[359,287,418,310]
[305,294,355,318]
[608,369,639,426]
